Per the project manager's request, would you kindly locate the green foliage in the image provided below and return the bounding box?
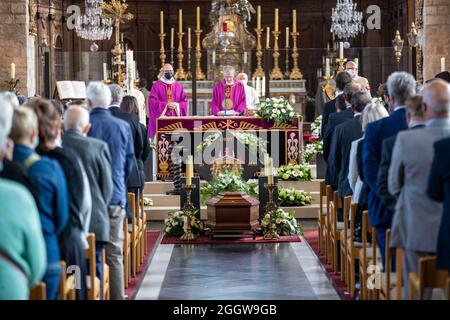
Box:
[278,188,313,207]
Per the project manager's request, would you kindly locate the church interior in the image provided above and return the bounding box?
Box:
[1,0,450,308]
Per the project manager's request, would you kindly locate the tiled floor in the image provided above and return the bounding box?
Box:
[136,227,340,300]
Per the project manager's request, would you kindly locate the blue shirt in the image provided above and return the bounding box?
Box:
[88,107,134,207]
[12,144,69,265]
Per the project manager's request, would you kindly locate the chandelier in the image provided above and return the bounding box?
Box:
[330,0,364,41]
[75,0,113,51]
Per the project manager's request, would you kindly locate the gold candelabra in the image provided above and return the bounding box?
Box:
[175,31,186,80]
[194,29,206,80]
[284,47,290,78]
[270,30,284,80]
[289,31,303,80]
[186,48,192,80]
[4,78,19,94]
[101,0,134,87]
[253,28,265,78]
[336,58,347,73]
[180,184,197,241]
[159,33,166,67]
[263,183,280,240]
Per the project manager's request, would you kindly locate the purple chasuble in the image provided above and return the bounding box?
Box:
[210,80,247,116]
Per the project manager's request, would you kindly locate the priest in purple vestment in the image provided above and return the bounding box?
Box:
[148,64,188,138]
[210,66,247,116]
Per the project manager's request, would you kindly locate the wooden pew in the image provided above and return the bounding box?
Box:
[29,282,46,300]
[409,256,449,300]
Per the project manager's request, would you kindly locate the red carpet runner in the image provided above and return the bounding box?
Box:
[125,230,160,300]
[303,228,354,300]
[161,234,301,245]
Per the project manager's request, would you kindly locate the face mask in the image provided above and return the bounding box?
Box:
[164,71,173,80]
[240,80,247,86]
[346,69,356,78]
[34,136,40,149]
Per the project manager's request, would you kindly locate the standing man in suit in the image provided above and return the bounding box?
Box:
[388,79,450,298]
[63,105,113,294]
[377,95,426,222]
[427,136,450,273]
[329,91,371,198]
[362,72,415,266]
[321,71,353,136]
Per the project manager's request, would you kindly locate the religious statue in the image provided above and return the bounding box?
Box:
[148,63,188,138]
[210,65,246,116]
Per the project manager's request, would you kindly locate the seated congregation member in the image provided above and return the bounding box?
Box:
[388,79,450,298]
[0,96,46,300]
[362,71,414,267]
[427,137,450,272]
[329,91,371,199]
[31,99,90,300]
[377,95,426,221]
[87,82,134,300]
[321,71,353,136]
[63,105,113,297]
[10,106,69,300]
[348,102,389,241]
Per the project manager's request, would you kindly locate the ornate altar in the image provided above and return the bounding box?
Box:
[156,115,303,179]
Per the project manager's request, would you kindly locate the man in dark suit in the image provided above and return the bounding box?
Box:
[427,136,450,272]
[377,95,426,217]
[362,71,415,266]
[62,105,113,297]
[329,91,371,196]
[324,82,362,187]
[321,71,353,136]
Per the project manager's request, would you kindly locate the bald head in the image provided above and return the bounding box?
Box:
[64,106,90,134]
[162,64,174,73]
[422,79,450,118]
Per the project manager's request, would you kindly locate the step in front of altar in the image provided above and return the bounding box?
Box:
[145,204,321,221]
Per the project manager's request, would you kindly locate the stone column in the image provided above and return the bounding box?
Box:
[0,0,36,96]
[423,0,450,80]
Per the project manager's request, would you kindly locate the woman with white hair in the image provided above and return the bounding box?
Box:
[0,97,46,300]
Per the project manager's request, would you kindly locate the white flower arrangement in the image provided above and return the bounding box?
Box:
[256,97,299,126]
[261,208,303,236]
[164,210,203,237]
[143,197,154,207]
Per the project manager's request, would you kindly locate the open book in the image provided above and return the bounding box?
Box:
[54,81,86,100]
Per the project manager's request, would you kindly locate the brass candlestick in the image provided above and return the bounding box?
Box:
[159,32,166,67]
[263,183,280,240]
[186,48,192,80]
[270,30,283,80]
[253,27,265,78]
[4,78,19,94]
[180,184,197,241]
[170,48,175,66]
[194,29,206,80]
[289,31,303,80]
[175,32,186,80]
[336,58,347,73]
[284,47,290,78]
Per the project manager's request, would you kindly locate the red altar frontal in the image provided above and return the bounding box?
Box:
[155,116,303,179]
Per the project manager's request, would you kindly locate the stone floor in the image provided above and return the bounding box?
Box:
[136,220,340,300]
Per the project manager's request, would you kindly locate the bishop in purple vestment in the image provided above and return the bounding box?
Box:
[148,64,188,138]
[210,66,247,116]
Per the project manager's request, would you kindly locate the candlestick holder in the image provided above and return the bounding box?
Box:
[175,32,186,80]
[194,29,206,80]
[263,182,280,240]
[253,28,265,78]
[186,47,192,80]
[336,58,347,74]
[180,184,197,241]
[159,33,166,67]
[284,47,290,78]
[4,78,19,93]
[289,31,303,80]
[270,30,284,80]
[170,48,175,66]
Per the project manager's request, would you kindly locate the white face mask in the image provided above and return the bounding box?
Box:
[240,79,247,86]
[346,69,357,78]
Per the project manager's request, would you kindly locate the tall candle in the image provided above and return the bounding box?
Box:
[325,58,330,77]
[252,77,256,89]
[441,57,446,72]
[354,58,359,69]
[160,11,164,34]
[264,153,270,176]
[187,27,191,48]
[170,27,174,49]
[196,7,200,31]
[243,52,247,63]
[212,51,216,64]
[285,27,290,48]
[178,9,183,33]
[186,155,193,186]
[274,8,279,32]
[257,5,261,29]
[103,63,108,81]
[10,63,15,79]
[266,27,270,48]
[262,76,266,97]
[267,158,274,184]
[292,9,297,33]
[339,42,344,59]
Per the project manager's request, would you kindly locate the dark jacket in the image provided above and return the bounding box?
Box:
[138,123,151,188]
[88,107,134,208]
[362,108,407,228]
[321,98,336,138]
[0,159,38,203]
[329,115,363,196]
[63,130,113,243]
[427,137,450,271]
[110,106,143,189]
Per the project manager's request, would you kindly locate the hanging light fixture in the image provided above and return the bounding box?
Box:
[392,30,404,63]
[330,0,364,43]
[75,0,114,52]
